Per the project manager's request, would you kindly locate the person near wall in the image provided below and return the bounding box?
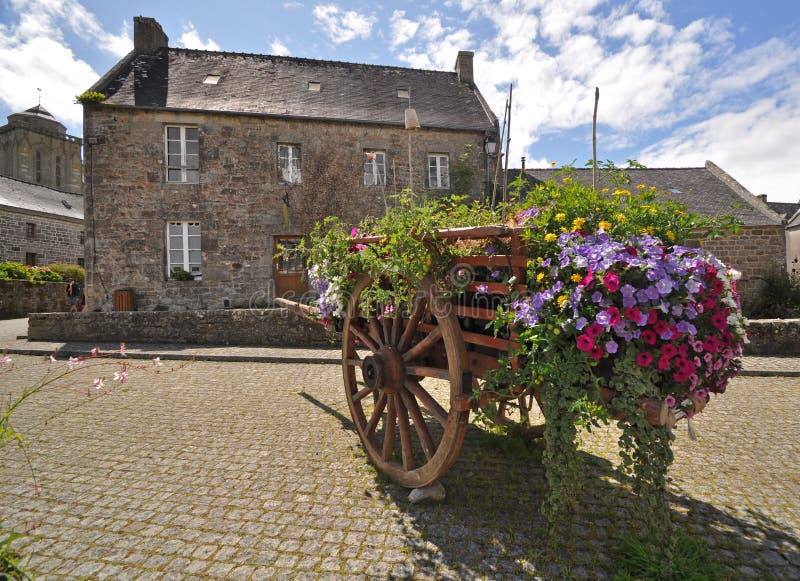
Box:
[66,278,81,313]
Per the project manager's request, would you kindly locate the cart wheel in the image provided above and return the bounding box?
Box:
[342,273,470,488]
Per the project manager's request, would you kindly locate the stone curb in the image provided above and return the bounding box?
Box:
[6,344,800,376]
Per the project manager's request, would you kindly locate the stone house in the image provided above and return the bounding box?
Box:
[82,16,499,311]
[0,106,84,266]
[517,161,786,305]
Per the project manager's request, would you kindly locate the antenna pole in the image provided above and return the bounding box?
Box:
[592,87,599,190]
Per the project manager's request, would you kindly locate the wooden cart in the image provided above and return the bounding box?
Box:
[279,224,671,488]
[279,225,545,488]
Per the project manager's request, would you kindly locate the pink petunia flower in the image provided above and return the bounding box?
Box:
[636,352,653,367]
[576,334,594,353]
[603,271,620,292]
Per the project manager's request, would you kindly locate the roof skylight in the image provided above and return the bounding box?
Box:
[203,75,221,85]
[308,81,321,92]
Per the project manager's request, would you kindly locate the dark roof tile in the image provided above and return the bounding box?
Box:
[93,48,497,131]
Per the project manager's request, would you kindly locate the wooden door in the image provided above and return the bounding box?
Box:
[273,236,307,300]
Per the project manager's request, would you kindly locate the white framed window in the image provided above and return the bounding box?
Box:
[428,154,450,189]
[364,150,386,186]
[167,222,202,278]
[165,126,199,183]
[278,144,302,184]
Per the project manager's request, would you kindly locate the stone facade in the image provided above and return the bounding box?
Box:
[83,106,488,311]
[0,207,84,265]
[0,106,82,194]
[27,308,333,346]
[699,225,786,306]
[0,280,69,319]
[743,319,800,355]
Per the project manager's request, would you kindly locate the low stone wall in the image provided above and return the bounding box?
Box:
[0,280,69,319]
[744,319,800,355]
[27,309,334,347]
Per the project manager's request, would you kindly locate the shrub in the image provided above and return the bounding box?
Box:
[0,262,63,282]
[45,263,85,284]
[75,91,106,104]
[170,268,194,281]
[746,266,800,318]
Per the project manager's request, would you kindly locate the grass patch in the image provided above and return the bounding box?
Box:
[611,532,729,580]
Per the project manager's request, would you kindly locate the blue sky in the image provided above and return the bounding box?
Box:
[1,0,799,202]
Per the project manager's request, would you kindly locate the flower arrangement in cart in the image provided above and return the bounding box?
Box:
[505,225,747,432]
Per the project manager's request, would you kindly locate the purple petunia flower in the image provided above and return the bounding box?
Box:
[605,339,618,354]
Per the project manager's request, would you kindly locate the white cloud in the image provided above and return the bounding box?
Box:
[389,10,419,49]
[312,3,376,44]
[7,0,131,57]
[178,23,221,51]
[271,38,291,56]
[0,35,97,128]
[641,83,800,202]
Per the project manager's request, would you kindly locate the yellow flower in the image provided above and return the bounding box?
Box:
[650,186,657,191]
[562,177,573,184]
[557,294,569,308]
[667,230,676,241]
[555,213,566,222]
[561,227,568,233]
[544,233,558,242]
[613,189,631,196]
[675,209,686,217]
[615,213,627,222]
[598,220,611,231]
[644,226,655,235]
[550,161,557,166]
[572,217,586,229]
[636,184,647,190]
[571,274,582,283]
[536,272,545,282]
[601,187,609,193]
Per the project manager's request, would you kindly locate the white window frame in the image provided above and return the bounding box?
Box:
[165,126,199,183]
[278,144,302,184]
[428,154,450,189]
[364,150,386,186]
[166,222,202,279]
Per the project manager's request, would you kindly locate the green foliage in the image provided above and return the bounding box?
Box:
[746,264,800,318]
[0,521,32,580]
[75,91,106,104]
[170,268,194,281]
[0,262,63,282]
[451,144,477,197]
[612,532,728,580]
[45,263,85,284]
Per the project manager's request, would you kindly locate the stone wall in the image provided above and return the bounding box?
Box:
[0,124,83,194]
[699,225,786,307]
[744,319,800,355]
[27,309,333,346]
[0,208,84,265]
[83,106,490,312]
[0,279,69,319]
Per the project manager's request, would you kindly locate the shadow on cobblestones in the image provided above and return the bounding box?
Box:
[356,422,800,579]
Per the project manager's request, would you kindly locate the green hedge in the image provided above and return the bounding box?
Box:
[0,261,64,282]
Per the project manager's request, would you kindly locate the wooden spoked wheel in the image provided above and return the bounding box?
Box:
[342,273,470,488]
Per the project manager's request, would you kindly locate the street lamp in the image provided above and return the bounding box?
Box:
[484,134,498,201]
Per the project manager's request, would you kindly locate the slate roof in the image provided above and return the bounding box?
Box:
[767,201,800,221]
[510,161,784,227]
[0,175,83,221]
[90,48,497,132]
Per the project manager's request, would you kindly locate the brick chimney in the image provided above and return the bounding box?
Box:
[455,51,474,84]
[134,16,169,53]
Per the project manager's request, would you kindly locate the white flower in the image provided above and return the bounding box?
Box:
[113,371,128,383]
[93,377,105,389]
[67,356,81,370]
[152,357,162,367]
[0,355,11,366]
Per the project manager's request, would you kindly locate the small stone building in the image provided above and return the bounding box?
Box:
[520,161,786,306]
[0,106,84,266]
[82,16,499,311]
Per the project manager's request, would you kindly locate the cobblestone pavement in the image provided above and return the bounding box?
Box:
[1,354,798,580]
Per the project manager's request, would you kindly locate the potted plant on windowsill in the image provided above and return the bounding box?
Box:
[170,268,194,281]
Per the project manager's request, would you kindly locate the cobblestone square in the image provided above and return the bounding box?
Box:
[1,355,798,579]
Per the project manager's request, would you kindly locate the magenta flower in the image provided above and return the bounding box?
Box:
[603,270,620,292]
[590,346,603,360]
[636,352,653,367]
[664,395,676,407]
[585,323,604,339]
[641,330,657,346]
[576,334,595,353]
[711,313,727,330]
